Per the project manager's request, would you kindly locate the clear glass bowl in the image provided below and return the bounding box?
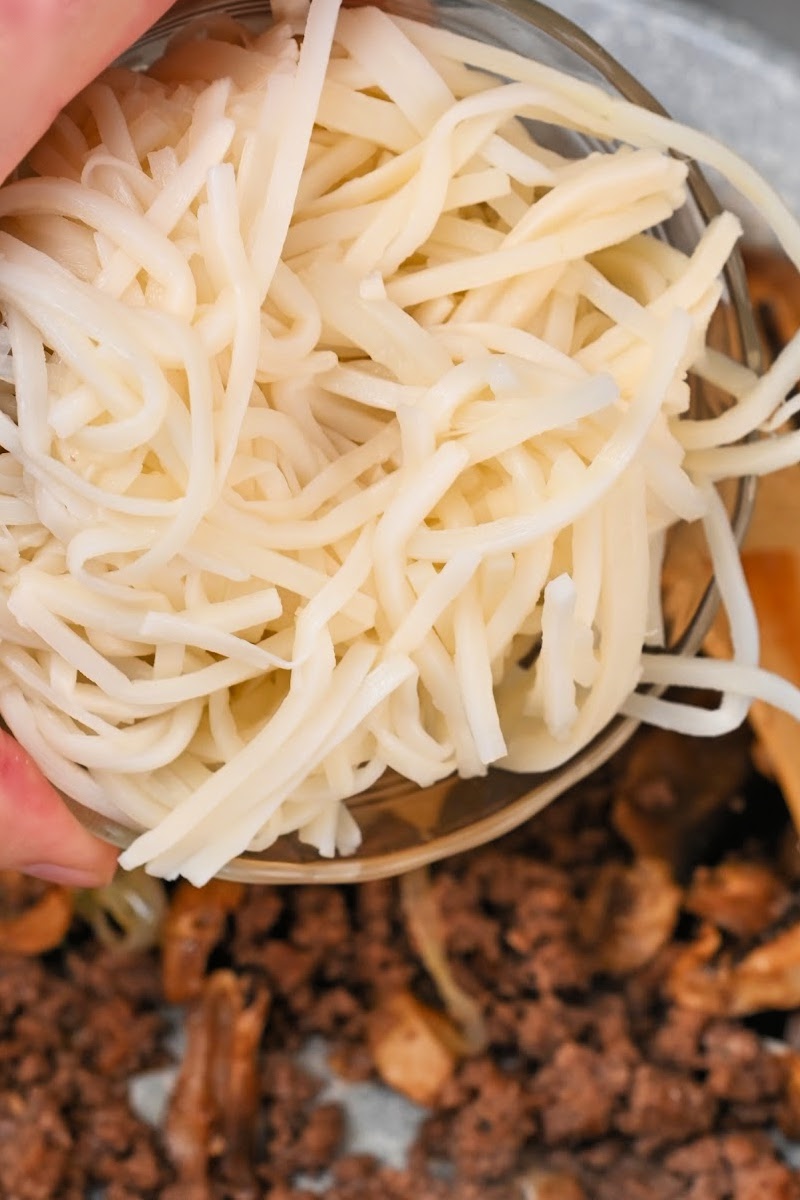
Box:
[72,0,759,882]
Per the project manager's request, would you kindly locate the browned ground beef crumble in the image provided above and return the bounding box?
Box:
[3,726,800,1199]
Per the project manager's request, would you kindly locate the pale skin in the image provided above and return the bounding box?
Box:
[0,0,174,885]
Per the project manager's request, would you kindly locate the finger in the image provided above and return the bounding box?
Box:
[0,729,118,886]
[0,0,175,181]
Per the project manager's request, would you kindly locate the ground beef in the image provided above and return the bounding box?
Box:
[516,995,589,1061]
[263,1099,344,1179]
[231,886,283,967]
[535,1042,630,1144]
[650,1005,710,1070]
[3,725,800,1199]
[702,1021,786,1105]
[0,942,173,1200]
[262,1051,321,1108]
[254,940,319,996]
[431,874,502,964]
[0,1092,72,1200]
[292,887,352,954]
[616,1063,718,1147]
[447,1064,531,1179]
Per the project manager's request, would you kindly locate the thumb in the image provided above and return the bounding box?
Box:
[0,730,118,887]
[0,0,176,182]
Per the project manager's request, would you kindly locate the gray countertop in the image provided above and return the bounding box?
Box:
[688,0,799,51]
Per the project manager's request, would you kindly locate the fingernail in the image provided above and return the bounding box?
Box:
[25,863,109,888]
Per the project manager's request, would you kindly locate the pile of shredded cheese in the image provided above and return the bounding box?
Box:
[0,0,798,883]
